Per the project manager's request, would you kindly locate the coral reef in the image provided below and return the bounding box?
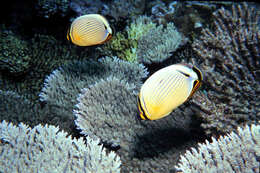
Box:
[40,56,148,105]
[36,0,70,18]
[70,0,145,21]
[74,76,138,147]
[0,29,32,76]
[100,16,156,62]
[101,15,186,64]
[39,56,148,134]
[1,1,259,173]
[175,124,260,173]
[0,90,78,136]
[190,2,260,135]
[73,76,204,172]
[137,22,184,64]
[0,33,84,102]
[0,90,45,126]
[0,121,121,173]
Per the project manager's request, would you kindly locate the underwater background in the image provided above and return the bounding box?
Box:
[0,1,259,173]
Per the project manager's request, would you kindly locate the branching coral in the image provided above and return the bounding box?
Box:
[39,56,148,135]
[100,16,156,62]
[190,2,260,134]
[73,76,204,173]
[0,121,121,173]
[40,56,148,105]
[101,15,186,63]
[137,22,184,64]
[175,124,260,173]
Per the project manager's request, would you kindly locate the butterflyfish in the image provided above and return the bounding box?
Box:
[67,14,112,46]
[137,64,203,120]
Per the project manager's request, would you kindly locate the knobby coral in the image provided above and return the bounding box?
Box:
[190,2,260,134]
[73,76,203,173]
[0,121,121,173]
[175,124,260,173]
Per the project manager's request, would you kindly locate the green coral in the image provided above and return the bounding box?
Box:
[0,29,32,76]
[101,15,185,63]
[101,16,156,62]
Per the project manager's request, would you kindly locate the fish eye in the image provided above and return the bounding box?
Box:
[104,24,108,30]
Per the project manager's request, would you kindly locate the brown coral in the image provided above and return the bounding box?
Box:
[191,2,260,135]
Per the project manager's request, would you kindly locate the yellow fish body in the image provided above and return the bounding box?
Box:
[67,14,112,46]
[137,64,203,120]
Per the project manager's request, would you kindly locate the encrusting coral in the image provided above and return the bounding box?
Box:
[175,124,260,173]
[73,76,204,173]
[0,120,121,173]
[189,2,260,135]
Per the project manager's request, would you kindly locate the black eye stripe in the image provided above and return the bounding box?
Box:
[177,70,190,77]
[137,95,150,120]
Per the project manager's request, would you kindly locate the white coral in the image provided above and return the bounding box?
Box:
[0,120,121,173]
[175,124,260,173]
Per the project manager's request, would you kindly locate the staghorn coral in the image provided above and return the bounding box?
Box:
[175,124,260,173]
[73,76,205,173]
[100,15,186,63]
[191,2,260,135]
[0,120,121,173]
[0,29,32,76]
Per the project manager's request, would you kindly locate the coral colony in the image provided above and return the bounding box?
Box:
[0,1,259,173]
